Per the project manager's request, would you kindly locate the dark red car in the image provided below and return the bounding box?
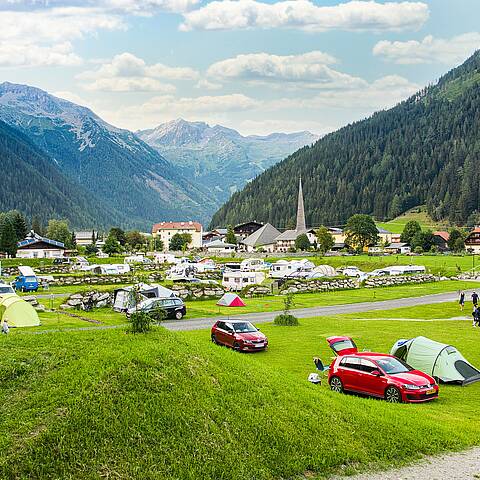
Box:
[327,336,439,403]
[211,320,268,352]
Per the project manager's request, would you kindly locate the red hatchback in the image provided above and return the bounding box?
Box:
[211,320,268,352]
[327,336,439,403]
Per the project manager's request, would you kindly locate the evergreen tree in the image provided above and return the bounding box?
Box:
[447,228,465,251]
[31,216,44,236]
[225,225,237,245]
[0,216,18,257]
[8,210,28,241]
[109,228,127,246]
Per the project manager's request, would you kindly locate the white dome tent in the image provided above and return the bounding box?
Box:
[391,336,480,386]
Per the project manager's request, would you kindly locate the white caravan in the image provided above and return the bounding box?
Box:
[240,258,266,271]
[222,271,266,291]
[269,259,315,279]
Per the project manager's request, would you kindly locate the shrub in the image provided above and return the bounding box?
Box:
[274,314,299,326]
[127,311,152,334]
[149,306,166,325]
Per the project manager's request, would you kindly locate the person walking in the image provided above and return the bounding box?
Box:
[472,291,479,307]
[459,290,465,311]
[472,306,480,327]
[1,320,9,335]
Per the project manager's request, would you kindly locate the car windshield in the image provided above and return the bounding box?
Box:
[25,276,36,282]
[232,322,257,333]
[0,286,12,293]
[375,357,412,374]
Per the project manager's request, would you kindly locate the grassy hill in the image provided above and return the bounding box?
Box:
[376,206,450,234]
[1,304,480,479]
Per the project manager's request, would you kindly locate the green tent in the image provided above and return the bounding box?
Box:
[391,336,480,386]
[0,294,40,327]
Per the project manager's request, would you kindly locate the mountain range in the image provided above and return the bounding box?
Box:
[137,119,318,204]
[210,51,480,229]
[0,82,215,229]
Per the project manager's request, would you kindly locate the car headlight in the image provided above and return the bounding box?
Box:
[403,384,422,390]
[243,340,253,344]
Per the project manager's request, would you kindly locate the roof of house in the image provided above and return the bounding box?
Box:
[275,228,315,241]
[234,221,263,230]
[433,231,450,242]
[242,223,280,247]
[75,231,96,238]
[386,242,409,248]
[152,221,202,233]
[205,240,237,248]
[17,231,65,250]
[328,227,344,234]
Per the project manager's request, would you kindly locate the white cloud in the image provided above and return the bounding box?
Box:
[78,52,198,92]
[373,32,480,65]
[238,118,328,136]
[195,78,223,90]
[53,90,93,108]
[0,41,82,67]
[180,0,429,32]
[206,51,366,89]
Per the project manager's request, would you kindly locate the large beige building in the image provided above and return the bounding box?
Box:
[152,221,203,251]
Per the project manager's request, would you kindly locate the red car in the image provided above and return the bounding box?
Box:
[211,320,268,351]
[327,336,439,403]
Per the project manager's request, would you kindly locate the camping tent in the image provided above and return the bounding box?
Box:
[113,283,175,312]
[217,293,246,307]
[0,294,40,327]
[391,336,480,386]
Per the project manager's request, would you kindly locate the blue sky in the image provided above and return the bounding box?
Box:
[1,0,479,134]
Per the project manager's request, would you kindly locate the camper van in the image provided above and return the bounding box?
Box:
[240,259,266,271]
[154,253,177,264]
[383,265,426,276]
[13,266,39,292]
[125,255,152,265]
[92,264,131,275]
[222,271,265,291]
[269,260,315,279]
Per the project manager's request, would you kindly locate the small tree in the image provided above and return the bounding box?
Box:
[0,216,18,257]
[453,237,465,253]
[295,233,311,251]
[103,234,123,255]
[31,215,44,236]
[345,214,378,251]
[46,219,73,247]
[85,243,99,255]
[169,233,192,251]
[225,225,237,245]
[400,220,422,244]
[316,225,334,255]
[108,227,127,246]
[448,229,465,251]
[274,292,299,326]
[125,231,147,251]
[8,210,28,241]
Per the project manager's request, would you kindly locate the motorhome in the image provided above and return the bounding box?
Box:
[125,255,152,265]
[240,258,266,271]
[382,265,426,276]
[269,260,315,279]
[166,264,197,281]
[222,271,266,291]
[92,264,131,275]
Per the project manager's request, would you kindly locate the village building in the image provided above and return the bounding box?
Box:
[384,242,411,254]
[75,230,97,247]
[465,227,480,254]
[202,229,227,244]
[233,221,264,239]
[377,226,394,244]
[274,179,316,252]
[204,239,237,254]
[152,221,203,251]
[241,223,280,253]
[433,231,450,251]
[17,231,66,259]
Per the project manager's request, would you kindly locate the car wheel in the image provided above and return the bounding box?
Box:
[211,334,218,344]
[175,311,183,320]
[329,376,343,393]
[233,342,241,351]
[385,386,402,403]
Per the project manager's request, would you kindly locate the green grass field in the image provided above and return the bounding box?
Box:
[376,206,450,234]
[1,300,479,479]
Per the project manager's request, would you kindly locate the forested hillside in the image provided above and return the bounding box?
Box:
[211,51,480,229]
[0,120,121,228]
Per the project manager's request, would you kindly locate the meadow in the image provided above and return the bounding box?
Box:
[1,300,479,479]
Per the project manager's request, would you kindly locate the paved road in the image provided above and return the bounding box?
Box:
[163,290,470,331]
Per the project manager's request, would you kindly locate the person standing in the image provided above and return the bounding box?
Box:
[459,290,465,311]
[1,320,9,335]
[472,291,479,307]
[472,306,480,327]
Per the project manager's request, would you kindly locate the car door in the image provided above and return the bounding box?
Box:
[359,359,386,397]
[222,322,236,347]
[338,357,364,391]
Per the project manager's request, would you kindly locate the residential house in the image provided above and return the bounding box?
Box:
[241,223,280,253]
[433,231,450,252]
[17,231,66,259]
[204,239,237,254]
[377,227,394,245]
[202,229,227,244]
[75,230,97,247]
[233,221,264,239]
[384,242,411,254]
[152,221,203,251]
[465,227,480,254]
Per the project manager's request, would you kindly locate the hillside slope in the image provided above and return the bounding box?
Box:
[0,120,121,227]
[0,83,216,228]
[211,51,480,229]
[137,119,318,205]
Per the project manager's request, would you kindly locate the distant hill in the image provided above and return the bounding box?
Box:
[137,119,318,205]
[0,83,216,228]
[210,51,480,229]
[0,120,119,228]
[376,206,449,234]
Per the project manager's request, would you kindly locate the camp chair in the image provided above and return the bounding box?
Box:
[313,357,330,372]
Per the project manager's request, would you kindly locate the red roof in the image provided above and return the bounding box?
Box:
[152,221,202,233]
[433,231,450,242]
[472,227,480,233]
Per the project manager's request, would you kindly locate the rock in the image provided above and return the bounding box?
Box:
[95,300,108,308]
[35,304,46,312]
[70,293,84,300]
[60,304,74,310]
[67,299,83,307]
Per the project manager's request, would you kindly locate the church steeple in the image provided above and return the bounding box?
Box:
[296,177,306,231]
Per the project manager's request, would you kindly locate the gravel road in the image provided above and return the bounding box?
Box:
[330,447,480,479]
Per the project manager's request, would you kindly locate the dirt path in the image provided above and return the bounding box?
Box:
[330,447,480,479]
